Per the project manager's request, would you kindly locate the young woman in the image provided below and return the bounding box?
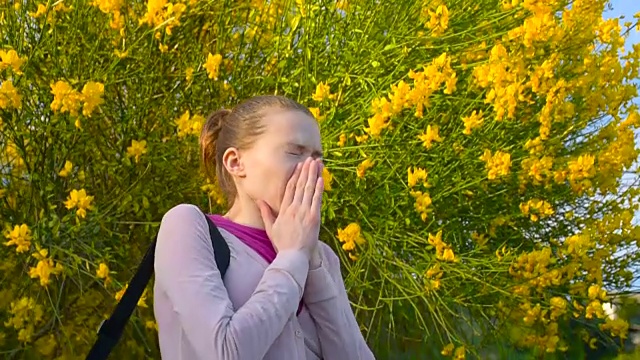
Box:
[153,95,375,360]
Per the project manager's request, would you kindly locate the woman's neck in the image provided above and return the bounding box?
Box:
[224,196,267,230]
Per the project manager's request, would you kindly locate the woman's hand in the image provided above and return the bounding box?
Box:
[257,157,324,260]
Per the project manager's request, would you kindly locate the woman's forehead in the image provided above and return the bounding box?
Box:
[263,110,321,143]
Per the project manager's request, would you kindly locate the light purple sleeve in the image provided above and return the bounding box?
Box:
[304,243,376,359]
[154,204,310,360]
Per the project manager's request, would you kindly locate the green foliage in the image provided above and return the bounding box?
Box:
[0,0,639,358]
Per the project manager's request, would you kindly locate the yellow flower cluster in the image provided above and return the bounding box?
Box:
[441,343,465,359]
[479,149,511,180]
[337,223,365,261]
[175,110,205,137]
[0,49,26,74]
[28,246,64,287]
[408,167,432,221]
[461,110,484,135]
[202,181,226,206]
[312,82,335,102]
[64,189,95,218]
[308,107,325,122]
[96,262,112,286]
[50,80,105,128]
[428,230,456,262]
[509,247,561,295]
[418,125,443,150]
[0,80,21,110]
[29,1,72,23]
[115,283,148,308]
[364,53,457,137]
[520,155,553,187]
[5,297,44,343]
[422,4,449,37]
[126,140,148,163]
[566,154,595,194]
[407,167,428,188]
[3,224,32,253]
[91,0,125,30]
[519,198,554,221]
[321,167,333,191]
[424,263,442,293]
[58,160,73,177]
[139,0,188,36]
[205,53,223,80]
[356,158,374,178]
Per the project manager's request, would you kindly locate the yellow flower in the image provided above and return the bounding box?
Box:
[0,80,22,109]
[454,345,466,360]
[587,284,606,301]
[205,53,223,80]
[50,80,82,116]
[599,318,629,340]
[480,149,512,180]
[58,160,73,177]
[5,297,44,343]
[312,81,335,102]
[322,167,333,191]
[64,189,95,218]
[441,343,454,356]
[175,110,205,137]
[96,263,110,279]
[126,139,147,163]
[202,182,226,206]
[0,49,26,74]
[424,4,449,36]
[4,224,33,253]
[337,133,347,147]
[461,110,484,135]
[114,49,128,58]
[356,158,374,178]
[410,190,432,221]
[145,320,159,331]
[407,167,428,188]
[186,67,194,82]
[28,246,64,287]
[115,284,148,308]
[337,223,365,246]
[418,125,443,149]
[568,154,595,181]
[81,81,105,117]
[308,107,325,121]
[336,0,348,11]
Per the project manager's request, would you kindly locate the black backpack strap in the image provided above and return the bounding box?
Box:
[86,208,230,360]
[204,213,230,278]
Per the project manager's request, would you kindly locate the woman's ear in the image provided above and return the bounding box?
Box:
[222,147,246,178]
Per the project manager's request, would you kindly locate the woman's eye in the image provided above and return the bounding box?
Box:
[287,151,302,156]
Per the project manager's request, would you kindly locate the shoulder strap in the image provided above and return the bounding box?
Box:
[85,209,230,360]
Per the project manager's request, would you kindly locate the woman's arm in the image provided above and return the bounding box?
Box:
[303,243,376,360]
[154,204,309,360]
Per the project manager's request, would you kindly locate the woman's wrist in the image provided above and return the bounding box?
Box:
[309,246,323,269]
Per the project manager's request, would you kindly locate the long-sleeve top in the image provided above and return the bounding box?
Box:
[153,203,376,360]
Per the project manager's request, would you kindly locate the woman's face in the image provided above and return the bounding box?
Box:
[231,109,323,213]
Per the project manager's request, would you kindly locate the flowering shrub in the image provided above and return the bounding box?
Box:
[0,0,639,358]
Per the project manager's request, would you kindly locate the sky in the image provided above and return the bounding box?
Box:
[604,0,640,223]
[607,1,640,47]
[604,1,640,289]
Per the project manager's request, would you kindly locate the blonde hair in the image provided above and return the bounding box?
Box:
[200,95,313,204]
